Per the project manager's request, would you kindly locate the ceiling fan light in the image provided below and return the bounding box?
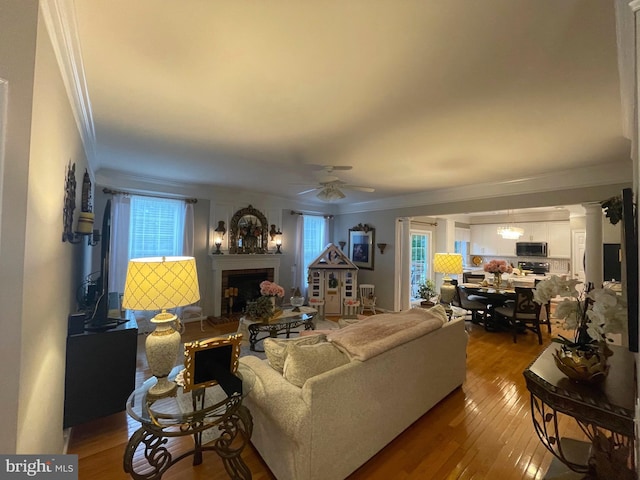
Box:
[316,188,345,202]
[497,226,524,239]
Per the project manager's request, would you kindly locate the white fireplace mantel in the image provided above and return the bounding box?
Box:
[210,254,281,317]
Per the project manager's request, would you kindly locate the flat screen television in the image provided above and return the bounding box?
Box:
[85,199,125,331]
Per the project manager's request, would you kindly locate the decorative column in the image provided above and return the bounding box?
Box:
[583,202,603,288]
[400,217,412,311]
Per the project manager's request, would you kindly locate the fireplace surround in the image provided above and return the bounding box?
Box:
[210,255,281,317]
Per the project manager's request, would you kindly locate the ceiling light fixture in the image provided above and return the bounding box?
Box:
[316,187,345,202]
[497,226,524,239]
[497,210,524,239]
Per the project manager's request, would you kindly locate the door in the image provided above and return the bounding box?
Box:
[410,231,432,301]
[572,230,586,282]
[324,271,341,314]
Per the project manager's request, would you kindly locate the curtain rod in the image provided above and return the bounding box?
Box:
[290,210,333,219]
[103,188,197,204]
[409,220,438,227]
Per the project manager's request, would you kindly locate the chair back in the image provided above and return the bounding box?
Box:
[463,272,486,284]
[359,284,375,302]
[512,287,541,320]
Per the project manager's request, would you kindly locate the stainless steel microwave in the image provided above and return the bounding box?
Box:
[516,242,548,257]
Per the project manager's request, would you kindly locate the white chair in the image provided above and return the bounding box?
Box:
[359,284,377,314]
[180,301,206,331]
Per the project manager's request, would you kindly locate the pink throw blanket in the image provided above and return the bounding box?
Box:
[326,307,447,361]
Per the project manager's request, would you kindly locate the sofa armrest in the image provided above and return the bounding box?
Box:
[240,356,310,436]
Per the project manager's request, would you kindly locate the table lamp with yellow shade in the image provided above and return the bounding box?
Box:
[433,253,464,307]
[123,256,200,395]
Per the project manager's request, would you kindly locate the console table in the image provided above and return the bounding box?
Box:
[523,343,636,480]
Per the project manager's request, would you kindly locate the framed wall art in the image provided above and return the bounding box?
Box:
[349,224,375,270]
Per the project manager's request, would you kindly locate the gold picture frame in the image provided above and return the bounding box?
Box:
[182,334,242,393]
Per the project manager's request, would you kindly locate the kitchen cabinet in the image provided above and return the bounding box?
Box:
[471,221,570,259]
[547,222,571,258]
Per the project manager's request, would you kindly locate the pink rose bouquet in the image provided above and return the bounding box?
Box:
[260,280,285,297]
[483,259,513,274]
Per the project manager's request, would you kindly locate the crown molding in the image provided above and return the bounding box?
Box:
[40,0,96,166]
[335,160,633,215]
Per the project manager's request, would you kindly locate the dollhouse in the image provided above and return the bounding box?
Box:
[307,243,358,316]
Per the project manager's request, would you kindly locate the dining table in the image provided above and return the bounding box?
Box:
[459,283,518,331]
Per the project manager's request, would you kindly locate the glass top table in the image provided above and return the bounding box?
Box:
[243,306,318,352]
[124,364,255,479]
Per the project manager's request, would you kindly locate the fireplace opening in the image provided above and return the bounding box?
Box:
[221,268,274,314]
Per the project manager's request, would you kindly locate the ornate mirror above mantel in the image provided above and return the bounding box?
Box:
[229,205,269,254]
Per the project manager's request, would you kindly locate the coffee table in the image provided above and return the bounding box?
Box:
[246,307,317,352]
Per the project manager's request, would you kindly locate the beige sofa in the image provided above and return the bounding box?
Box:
[239,307,468,480]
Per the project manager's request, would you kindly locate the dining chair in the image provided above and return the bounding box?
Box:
[453,286,488,324]
[534,278,552,334]
[463,272,486,284]
[494,287,543,344]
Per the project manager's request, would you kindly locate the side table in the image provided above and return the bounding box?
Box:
[523,343,636,480]
[124,364,255,480]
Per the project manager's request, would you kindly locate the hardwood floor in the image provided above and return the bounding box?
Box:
[67,316,587,480]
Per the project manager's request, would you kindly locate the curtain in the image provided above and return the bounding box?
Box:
[109,194,131,294]
[183,202,195,256]
[323,216,330,248]
[294,214,305,296]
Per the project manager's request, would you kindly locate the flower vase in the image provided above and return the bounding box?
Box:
[493,273,502,288]
[552,344,610,384]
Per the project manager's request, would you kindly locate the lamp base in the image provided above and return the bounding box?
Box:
[145,312,181,395]
[440,279,456,305]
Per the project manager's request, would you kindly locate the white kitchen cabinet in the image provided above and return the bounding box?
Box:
[547,222,571,258]
[471,224,496,255]
[521,222,548,242]
[471,221,570,259]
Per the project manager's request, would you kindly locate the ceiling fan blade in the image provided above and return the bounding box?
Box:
[309,164,353,172]
[342,185,375,192]
[297,187,321,195]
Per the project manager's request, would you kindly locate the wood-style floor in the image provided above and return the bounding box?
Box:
[67,315,587,480]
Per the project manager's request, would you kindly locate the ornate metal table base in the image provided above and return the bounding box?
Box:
[524,344,636,480]
[248,317,315,352]
[124,395,253,480]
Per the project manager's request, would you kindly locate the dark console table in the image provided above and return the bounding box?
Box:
[64,317,138,428]
[523,343,636,480]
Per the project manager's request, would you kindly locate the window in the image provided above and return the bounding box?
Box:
[129,196,185,259]
[410,231,431,300]
[303,216,326,280]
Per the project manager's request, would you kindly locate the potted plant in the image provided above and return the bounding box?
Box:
[418,280,438,307]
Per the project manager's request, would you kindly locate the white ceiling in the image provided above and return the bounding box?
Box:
[67,0,630,205]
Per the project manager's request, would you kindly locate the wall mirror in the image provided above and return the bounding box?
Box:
[229,205,269,254]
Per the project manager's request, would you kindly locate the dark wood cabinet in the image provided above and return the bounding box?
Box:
[63,318,138,428]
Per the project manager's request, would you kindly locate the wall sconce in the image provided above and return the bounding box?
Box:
[212,221,226,255]
[275,229,283,254]
[377,243,387,254]
[62,164,100,246]
[339,241,346,250]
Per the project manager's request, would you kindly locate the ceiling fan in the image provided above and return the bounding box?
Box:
[295,165,375,202]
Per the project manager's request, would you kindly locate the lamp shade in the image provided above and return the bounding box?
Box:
[122,256,200,311]
[433,253,464,275]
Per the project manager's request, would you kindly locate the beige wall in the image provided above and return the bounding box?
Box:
[0,0,38,454]
[0,1,87,454]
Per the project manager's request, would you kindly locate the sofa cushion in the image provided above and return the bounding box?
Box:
[263,334,327,373]
[282,342,349,387]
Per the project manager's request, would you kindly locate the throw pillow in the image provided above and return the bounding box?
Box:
[263,334,327,373]
[282,342,349,388]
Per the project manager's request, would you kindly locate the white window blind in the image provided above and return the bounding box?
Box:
[129,196,185,259]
